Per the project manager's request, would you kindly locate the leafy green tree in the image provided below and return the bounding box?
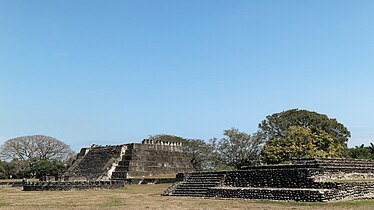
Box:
[259,109,351,147]
[30,159,67,179]
[261,126,345,164]
[182,139,216,171]
[212,128,264,169]
[0,161,10,179]
[258,109,350,162]
[368,143,374,155]
[348,144,374,160]
[8,159,32,178]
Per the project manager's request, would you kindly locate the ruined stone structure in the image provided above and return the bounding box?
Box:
[163,158,374,202]
[23,181,124,191]
[64,140,192,181]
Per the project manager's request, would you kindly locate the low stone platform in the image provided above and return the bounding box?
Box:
[22,181,124,191]
[163,158,374,202]
[22,178,176,191]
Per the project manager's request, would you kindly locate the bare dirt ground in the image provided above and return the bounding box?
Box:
[1,184,374,210]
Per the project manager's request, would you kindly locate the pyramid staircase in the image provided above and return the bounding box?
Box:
[64,146,123,181]
[163,172,225,197]
[111,144,134,180]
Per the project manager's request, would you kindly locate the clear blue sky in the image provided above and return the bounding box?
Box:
[1,0,373,151]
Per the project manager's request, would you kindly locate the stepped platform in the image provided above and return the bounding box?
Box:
[64,140,192,181]
[63,145,125,181]
[28,140,192,191]
[163,158,374,202]
[163,172,225,197]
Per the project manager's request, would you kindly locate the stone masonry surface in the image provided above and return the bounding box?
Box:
[23,140,191,191]
[64,140,192,181]
[163,158,374,202]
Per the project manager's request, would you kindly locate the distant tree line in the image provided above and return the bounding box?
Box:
[150,109,372,171]
[0,135,75,179]
[1,109,373,179]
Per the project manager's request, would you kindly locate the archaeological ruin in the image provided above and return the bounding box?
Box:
[21,140,374,202]
[64,139,192,181]
[23,140,193,191]
[163,158,374,202]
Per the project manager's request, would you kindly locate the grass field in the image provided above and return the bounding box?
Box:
[1,184,374,209]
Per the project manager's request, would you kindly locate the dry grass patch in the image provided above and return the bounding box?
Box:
[1,184,374,209]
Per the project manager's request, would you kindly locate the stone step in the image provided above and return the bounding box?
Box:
[114,166,129,171]
[190,173,224,177]
[184,182,221,185]
[111,172,127,179]
[187,177,224,180]
[186,177,223,180]
[188,176,225,179]
[179,183,217,186]
[174,189,209,192]
[185,180,222,183]
[170,193,209,197]
[176,185,212,188]
[189,174,224,176]
[173,190,207,195]
[118,160,131,166]
[123,156,133,161]
[207,187,331,202]
[174,188,208,191]
[187,176,224,179]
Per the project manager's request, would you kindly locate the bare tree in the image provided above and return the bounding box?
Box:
[0,135,75,162]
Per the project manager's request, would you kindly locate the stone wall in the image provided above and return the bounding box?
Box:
[22,178,175,191]
[22,181,124,191]
[125,143,192,177]
[165,158,374,202]
[206,181,374,202]
[207,187,329,202]
[224,169,315,188]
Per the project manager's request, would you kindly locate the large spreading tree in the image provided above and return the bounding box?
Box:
[262,126,345,163]
[0,135,74,162]
[259,109,350,163]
